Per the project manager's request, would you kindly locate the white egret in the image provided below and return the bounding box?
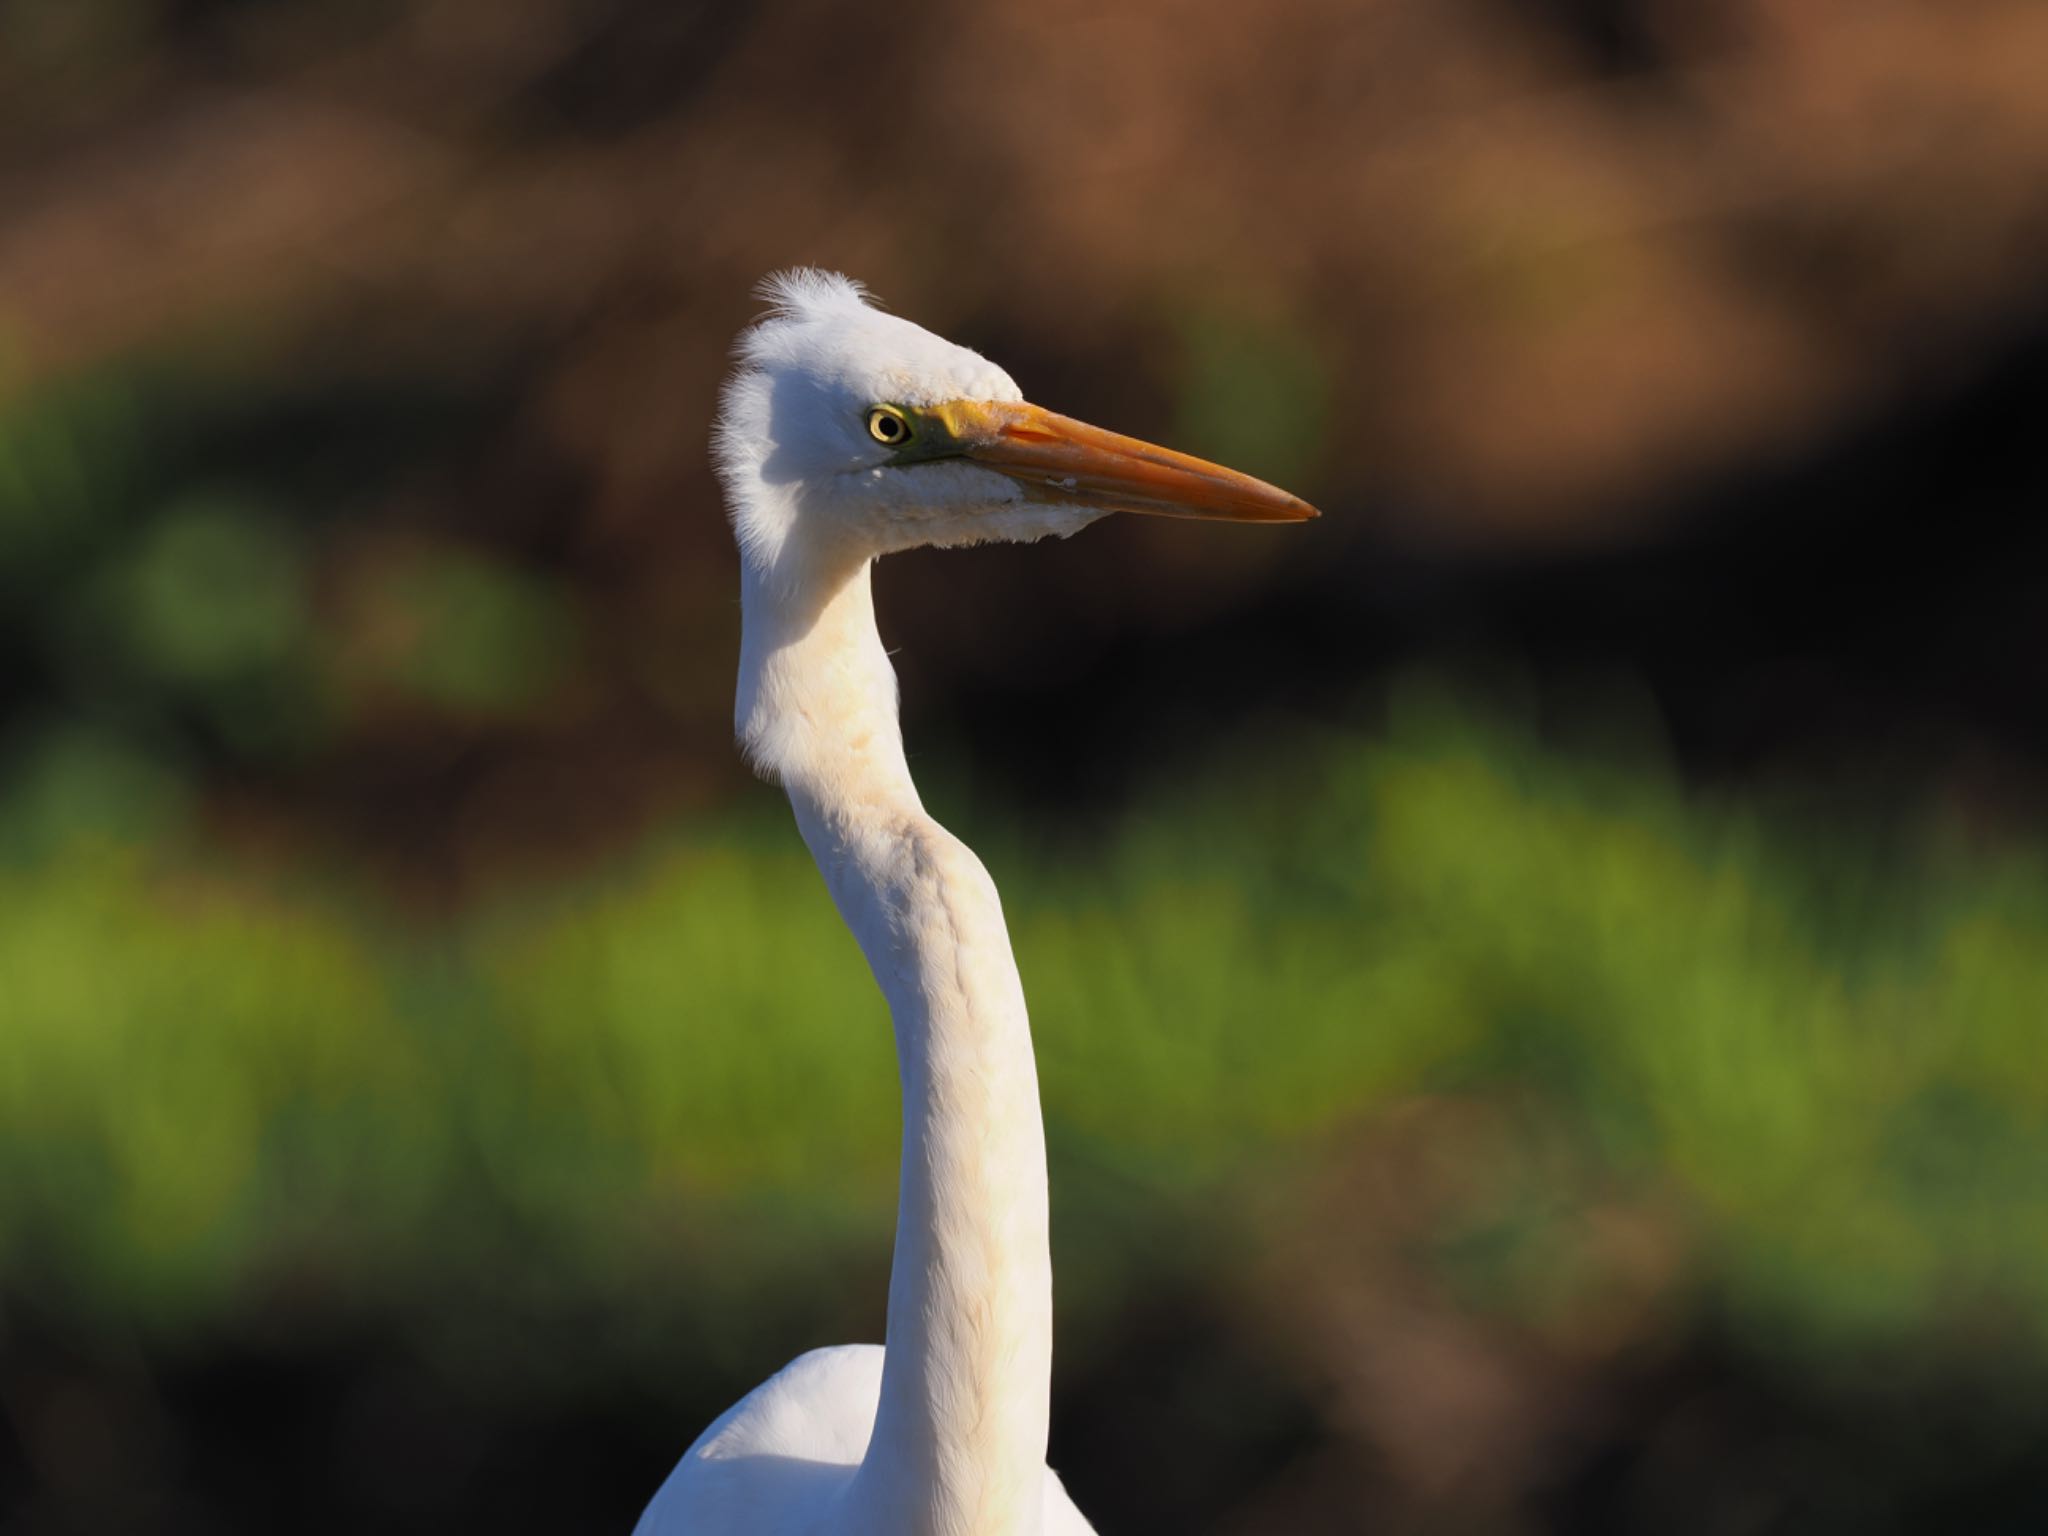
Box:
[634,271,1316,1536]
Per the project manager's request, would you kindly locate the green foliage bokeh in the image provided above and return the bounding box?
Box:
[2,693,2042,1364]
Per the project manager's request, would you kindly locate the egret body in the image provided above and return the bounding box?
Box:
[634,271,1316,1536]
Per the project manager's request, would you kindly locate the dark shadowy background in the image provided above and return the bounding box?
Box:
[2,2,2046,1532]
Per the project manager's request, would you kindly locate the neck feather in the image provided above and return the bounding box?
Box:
[736,535,1052,1536]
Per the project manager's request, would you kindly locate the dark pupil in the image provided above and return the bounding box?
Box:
[876,414,901,441]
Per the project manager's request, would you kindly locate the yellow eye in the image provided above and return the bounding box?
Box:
[866,405,913,446]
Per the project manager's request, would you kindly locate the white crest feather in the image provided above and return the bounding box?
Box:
[751,267,877,322]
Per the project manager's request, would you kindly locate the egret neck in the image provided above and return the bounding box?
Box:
[736,540,1054,1536]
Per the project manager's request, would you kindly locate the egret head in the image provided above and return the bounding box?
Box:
[716,270,1316,576]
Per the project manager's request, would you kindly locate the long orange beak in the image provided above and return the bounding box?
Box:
[929,400,1318,523]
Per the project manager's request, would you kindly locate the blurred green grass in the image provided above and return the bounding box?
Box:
[2,685,2043,1363]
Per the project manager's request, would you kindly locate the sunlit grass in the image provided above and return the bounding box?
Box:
[1,691,2043,1360]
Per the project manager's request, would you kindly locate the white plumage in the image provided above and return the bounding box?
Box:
[645,1346,1094,1535]
[635,272,1314,1536]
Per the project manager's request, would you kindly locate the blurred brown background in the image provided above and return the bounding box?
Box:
[5,0,2045,876]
